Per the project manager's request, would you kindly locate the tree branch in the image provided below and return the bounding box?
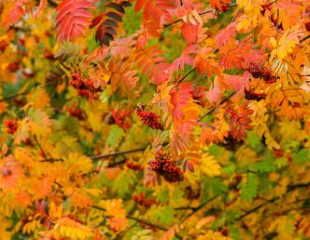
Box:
[199,91,236,121]
[0,90,30,102]
[126,216,168,231]
[175,68,195,84]
[235,181,310,222]
[163,3,237,28]
[91,145,148,161]
[163,9,214,28]
[300,35,310,43]
[92,205,184,238]
[181,195,220,222]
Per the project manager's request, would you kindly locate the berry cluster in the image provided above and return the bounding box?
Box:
[244,89,266,101]
[248,64,277,83]
[149,150,183,182]
[126,160,143,171]
[70,73,101,99]
[136,106,163,130]
[112,109,132,130]
[225,104,253,141]
[132,193,156,207]
[4,119,18,134]
[65,105,86,120]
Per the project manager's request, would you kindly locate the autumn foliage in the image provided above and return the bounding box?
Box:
[0,0,309,239]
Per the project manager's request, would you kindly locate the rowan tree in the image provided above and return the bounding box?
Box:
[0,0,309,239]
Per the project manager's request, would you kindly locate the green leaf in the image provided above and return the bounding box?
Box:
[106,125,125,147]
[246,131,263,152]
[112,170,137,198]
[202,177,228,201]
[147,206,175,225]
[292,149,310,164]
[223,68,244,75]
[87,31,100,52]
[223,163,236,175]
[156,186,169,204]
[249,159,276,173]
[123,5,142,35]
[228,225,241,240]
[240,173,258,201]
[208,144,226,157]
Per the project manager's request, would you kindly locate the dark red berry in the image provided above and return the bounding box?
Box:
[70,73,101,99]
[66,105,86,120]
[132,193,156,207]
[136,106,163,130]
[4,119,18,134]
[126,161,143,171]
[245,89,266,101]
[149,150,183,182]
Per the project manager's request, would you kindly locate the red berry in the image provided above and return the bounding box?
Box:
[4,119,18,134]
[149,150,183,182]
[136,106,163,130]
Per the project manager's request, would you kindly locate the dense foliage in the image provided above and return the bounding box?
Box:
[0,0,309,239]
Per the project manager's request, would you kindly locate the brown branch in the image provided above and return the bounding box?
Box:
[0,90,30,102]
[300,35,310,43]
[176,68,195,84]
[91,145,148,161]
[181,195,220,221]
[199,91,236,121]
[92,205,184,238]
[163,9,214,28]
[235,181,310,222]
[127,216,168,231]
[163,3,237,28]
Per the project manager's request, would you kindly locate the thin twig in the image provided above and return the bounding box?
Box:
[176,68,195,84]
[0,90,30,102]
[163,9,214,28]
[199,91,236,121]
[92,205,184,237]
[300,35,310,43]
[91,146,148,161]
[127,216,168,231]
[234,181,310,222]
[181,195,220,221]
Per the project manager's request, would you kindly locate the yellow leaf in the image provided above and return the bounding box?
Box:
[201,153,221,177]
[64,153,93,175]
[54,217,93,240]
[197,230,231,240]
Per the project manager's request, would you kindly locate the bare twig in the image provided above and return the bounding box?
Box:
[91,146,148,161]
[199,91,236,121]
[0,90,30,102]
[92,205,184,238]
[175,68,195,84]
[300,35,310,43]
[235,181,310,222]
[181,195,220,221]
[163,9,214,28]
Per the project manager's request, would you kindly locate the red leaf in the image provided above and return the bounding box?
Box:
[56,0,97,41]
[135,0,177,36]
[215,22,236,47]
[166,45,197,75]
[223,71,250,93]
[220,40,266,70]
[33,0,47,17]
[1,0,28,29]
[181,23,199,44]
[206,79,222,103]
[170,82,193,120]
[209,0,231,12]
